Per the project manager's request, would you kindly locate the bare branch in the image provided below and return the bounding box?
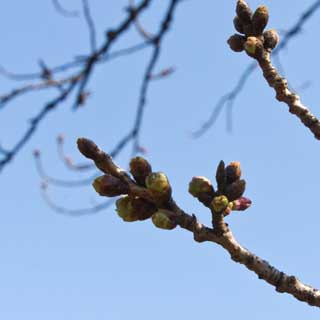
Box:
[0,80,77,172]
[0,1,155,174]
[72,0,153,110]
[257,50,320,139]
[131,0,181,154]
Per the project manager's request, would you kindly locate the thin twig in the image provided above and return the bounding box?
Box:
[0,42,150,82]
[0,80,78,172]
[129,0,154,40]
[82,0,97,52]
[52,0,79,17]
[34,152,99,187]
[0,75,79,108]
[56,134,95,171]
[41,183,114,216]
[132,0,181,154]
[0,2,154,174]
[73,0,152,110]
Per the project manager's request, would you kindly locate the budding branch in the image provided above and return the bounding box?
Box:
[77,137,320,307]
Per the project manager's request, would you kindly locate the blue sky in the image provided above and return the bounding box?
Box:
[1,0,320,318]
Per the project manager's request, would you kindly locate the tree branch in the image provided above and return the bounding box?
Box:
[257,50,320,139]
[77,137,320,307]
[226,0,320,140]
[194,0,320,137]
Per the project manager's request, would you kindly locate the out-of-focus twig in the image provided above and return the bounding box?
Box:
[82,0,97,52]
[129,0,154,39]
[56,134,95,171]
[131,0,181,154]
[0,80,78,173]
[0,0,153,173]
[72,0,153,110]
[148,67,176,80]
[41,181,114,216]
[0,75,79,108]
[0,41,150,82]
[52,0,79,17]
[34,150,99,187]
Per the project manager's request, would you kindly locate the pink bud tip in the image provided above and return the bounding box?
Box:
[233,197,252,211]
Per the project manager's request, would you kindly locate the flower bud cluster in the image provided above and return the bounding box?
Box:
[91,155,177,230]
[228,1,279,58]
[188,160,251,216]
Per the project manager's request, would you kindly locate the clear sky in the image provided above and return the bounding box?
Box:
[1,0,320,319]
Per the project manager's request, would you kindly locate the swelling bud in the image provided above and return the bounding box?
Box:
[231,197,252,211]
[115,196,139,222]
[252,5,269,35]
[131,197,157,221]
[226,161,242,184]
[225,179,246,201]
[189,176,214,197]
[227,34,246,52]
[236,0,252,25]
[211,195,229,213]
[93,174,128,197]
[216,160,227,193]
[244,36,264,58]
[146,172,172,204]
[233,16,245,34]
[263,29,279,50]
[152,210,177,230]
[189,176,214,206]
[129,156,152,186]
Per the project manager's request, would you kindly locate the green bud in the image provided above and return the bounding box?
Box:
[151,210,177,230]
[129,156,152,186]
[115,196,139,222]
[146,172,169,192]
[145,172,172,205]
[244,36,264,58]
[189,176,214,197]
[188,176,214,206]
[93,174,128,197]
[211,195,229,213]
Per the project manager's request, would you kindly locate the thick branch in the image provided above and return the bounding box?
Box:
[257,51,320,139]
